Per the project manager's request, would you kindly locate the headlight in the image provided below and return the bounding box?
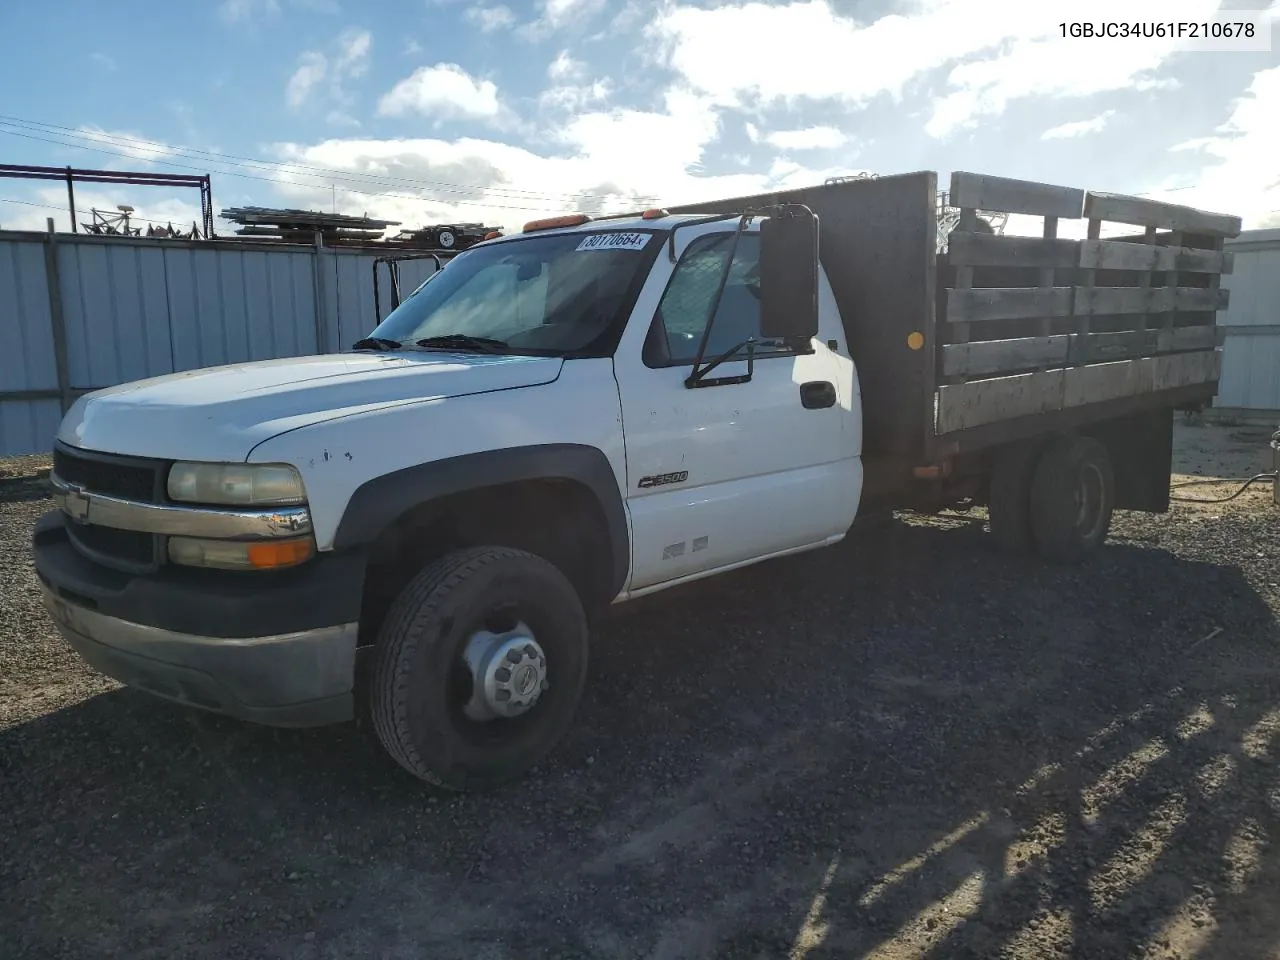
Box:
[167,462,305,506]
[168,536,314,570]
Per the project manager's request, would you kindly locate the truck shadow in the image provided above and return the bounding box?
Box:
[2,514,1277,959]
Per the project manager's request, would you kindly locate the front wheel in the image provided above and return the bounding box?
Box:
[369,546,589,790]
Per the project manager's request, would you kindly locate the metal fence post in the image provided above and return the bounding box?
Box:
[43,218,74,412]
[312,229,329,354]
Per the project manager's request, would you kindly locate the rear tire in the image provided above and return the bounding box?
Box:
[1028,435,1115,563]
[370,546,589,791]
[988,440,1043,555]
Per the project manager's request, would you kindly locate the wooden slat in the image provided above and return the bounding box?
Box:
[1036,216,1059,338]
[943,335,1069,376]
[1073,286,1230,316]
[1076,218,1101,363]
[1078,239,1235,274]
[935,350,1221,434]
[1188,246,1233,275]
[947,207,979,357]
[945,286,1073,324]
[941,326,1220,377]
[949,172,1083,219]
[1062,351,1221,409]
[1135,225,1157,337]
[1202,235,1226,344]
[948,232,1078,268]
[1083,192,1242,237]
[1161,230,1183,334]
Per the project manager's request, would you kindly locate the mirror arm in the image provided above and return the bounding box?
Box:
[685,338,756,388]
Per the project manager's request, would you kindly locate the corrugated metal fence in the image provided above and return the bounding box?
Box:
[1218,228,1280,417]
[0,229,439,456]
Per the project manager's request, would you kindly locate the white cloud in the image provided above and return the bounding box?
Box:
[73,126,176,164]
[539,79,611,113]
[336,28,371,77]
[219,0,336,22]
[326,110,361,128]
[542,0,602,24]
[1040,110,1116,141]
[219,0,279,23]
[377,63,502,122]
[465,4,516,32]
[648,0,1223,138]
[264,84,842,234]
[518,0,607,40]
[1155,66,1280,229]
[404,38,423,56]
[744,121,759,143]
[286,52,328,109]
[547,50,585,82]
[761,125,849,150]
[90,52,117,72]
[285,28,372,114]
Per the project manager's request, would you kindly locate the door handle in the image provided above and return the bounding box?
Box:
[800,381,836,409]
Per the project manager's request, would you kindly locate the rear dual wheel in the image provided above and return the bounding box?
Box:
[370,546,588,791]
[988,435,1115,563]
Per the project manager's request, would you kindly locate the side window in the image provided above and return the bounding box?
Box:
[646,233,789,367]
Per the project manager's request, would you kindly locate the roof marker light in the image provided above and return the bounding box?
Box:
[522,213,590,233]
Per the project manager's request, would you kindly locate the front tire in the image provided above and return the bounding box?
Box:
[369,546,589,790]
[1028,435,1115,563]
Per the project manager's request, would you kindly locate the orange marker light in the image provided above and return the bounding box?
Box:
[906,331,925,350]
[641,208,670,220]
[483,230,502,240]
[246,537,315,569]
[523,213,590,233]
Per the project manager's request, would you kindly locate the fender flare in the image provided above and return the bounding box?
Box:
[331,444,630,599]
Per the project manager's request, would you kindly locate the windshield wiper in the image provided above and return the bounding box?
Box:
[416,334,509,354]
[351,337,403,351]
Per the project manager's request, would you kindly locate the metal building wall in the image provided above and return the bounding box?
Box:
[1218,228,1280,416]
[0,230,440,456]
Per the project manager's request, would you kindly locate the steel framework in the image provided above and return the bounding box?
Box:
[0,163,214,237]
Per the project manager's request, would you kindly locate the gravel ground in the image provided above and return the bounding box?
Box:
[1,422,1278,959]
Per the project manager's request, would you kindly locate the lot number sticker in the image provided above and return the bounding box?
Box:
[575,232,651,252]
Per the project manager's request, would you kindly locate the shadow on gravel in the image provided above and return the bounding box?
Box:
[2,516,1277,959]
[0,472,51,504]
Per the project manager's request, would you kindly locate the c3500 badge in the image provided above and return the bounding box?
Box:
[638,471,689,489]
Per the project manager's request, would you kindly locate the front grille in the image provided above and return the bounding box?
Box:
[66,523,157,568]
[54,444,164,571]
[53,446,160,503]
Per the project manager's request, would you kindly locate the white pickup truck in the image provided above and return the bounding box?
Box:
[33,171,1240,790]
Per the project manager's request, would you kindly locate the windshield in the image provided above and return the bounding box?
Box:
[366,229,661,355]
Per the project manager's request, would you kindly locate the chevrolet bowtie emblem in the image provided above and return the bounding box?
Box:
[63,483,91,524]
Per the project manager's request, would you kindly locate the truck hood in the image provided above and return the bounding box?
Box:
[57,352,564,461]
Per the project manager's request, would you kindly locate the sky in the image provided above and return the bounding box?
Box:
[0,0,1277,240]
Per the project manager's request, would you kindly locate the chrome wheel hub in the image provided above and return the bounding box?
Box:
[460,623,549,721]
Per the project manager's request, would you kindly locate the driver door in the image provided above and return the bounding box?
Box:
[613,228,852,592]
